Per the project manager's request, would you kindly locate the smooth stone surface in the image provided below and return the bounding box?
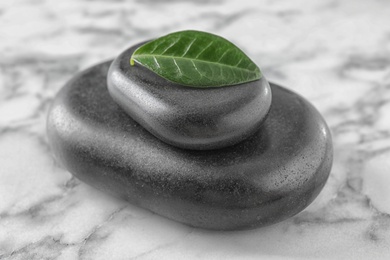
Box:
[107,42,272,150]
[47,61,333,230]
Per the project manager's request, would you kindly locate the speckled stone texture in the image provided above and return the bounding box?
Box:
[107,43,272,150]
[47,61,333,230]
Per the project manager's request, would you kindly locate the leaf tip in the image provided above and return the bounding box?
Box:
[255,66,262,80]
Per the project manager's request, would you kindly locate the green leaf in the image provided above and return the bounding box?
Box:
[130,30,261,88]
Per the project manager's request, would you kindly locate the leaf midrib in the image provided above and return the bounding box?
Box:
[132,53,259,74]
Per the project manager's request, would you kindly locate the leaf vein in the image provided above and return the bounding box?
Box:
[153,57,161,69]
[194,41,213,59]
[181,38,196,57]
[172,58,183,76]
[160,38,180,55]
[135,54,258,74]
[217,49,229,62]
[190,60,203,78]
[149,43,159,54]
[235,57,243,66]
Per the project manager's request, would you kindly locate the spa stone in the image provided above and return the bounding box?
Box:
[47,61,333,230]
[107,43,272,150]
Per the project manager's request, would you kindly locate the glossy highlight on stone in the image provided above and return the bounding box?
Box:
[47,61,333,230]
[107,43,272,150]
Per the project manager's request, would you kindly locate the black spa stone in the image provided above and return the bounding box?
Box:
[107,43,272,150]
[47,61,333,230]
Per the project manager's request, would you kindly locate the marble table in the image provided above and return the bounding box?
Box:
[1,0,390,259]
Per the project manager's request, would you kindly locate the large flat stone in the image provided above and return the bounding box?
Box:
[47,61,333,230]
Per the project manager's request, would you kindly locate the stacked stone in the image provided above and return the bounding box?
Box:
[47,43,333,230]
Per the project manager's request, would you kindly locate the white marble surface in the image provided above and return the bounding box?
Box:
[1,0,390,259]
